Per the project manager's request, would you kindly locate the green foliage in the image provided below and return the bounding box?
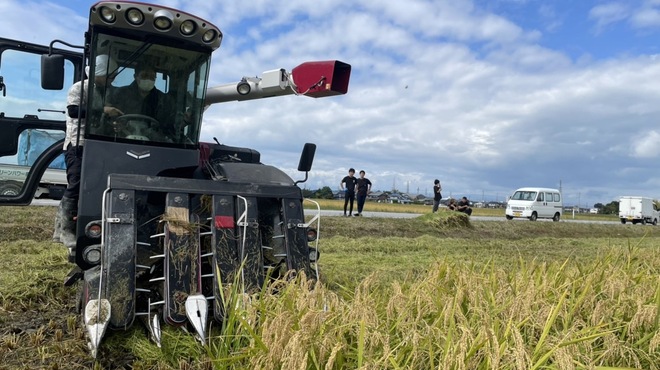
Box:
[314,186,334,199]
[602,200,620,214]
[301,188,315,198]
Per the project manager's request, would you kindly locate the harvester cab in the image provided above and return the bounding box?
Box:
[0,1,350,357]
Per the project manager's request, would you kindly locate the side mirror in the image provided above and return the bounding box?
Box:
[297,143,316,172]
[41,54,65,90]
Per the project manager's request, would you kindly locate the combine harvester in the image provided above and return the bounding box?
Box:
[0,1,350,356]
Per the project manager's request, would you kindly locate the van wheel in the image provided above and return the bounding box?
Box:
[552,213,560,222]
[529,212,537,221]
[654,219,658,226]
[505,215,513,220]
[642,219,647,225]
[621,219,626,224]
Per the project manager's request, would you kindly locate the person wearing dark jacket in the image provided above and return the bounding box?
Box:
[457,196,473,216]
[432,179,442,213]
[355,170,372,216]
[340,168,357,216]
[107,64,179,140]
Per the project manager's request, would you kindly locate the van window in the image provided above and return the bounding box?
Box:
[512,191,537,201]
[537,193,544,201]
[553,193,561,202]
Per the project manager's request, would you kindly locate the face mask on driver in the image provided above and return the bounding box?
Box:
[138,78,155,92]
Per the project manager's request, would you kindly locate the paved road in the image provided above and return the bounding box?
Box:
[30,199,60,206]
[310,209,620,224]
[28,199,620,225]
[313,209,421,219]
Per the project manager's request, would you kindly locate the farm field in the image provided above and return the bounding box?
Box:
[309,198,619,222]
[0,205,658,369]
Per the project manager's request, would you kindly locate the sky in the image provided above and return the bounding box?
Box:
[3,0,660,207]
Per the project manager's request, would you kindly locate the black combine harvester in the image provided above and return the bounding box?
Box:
[0,1,350,356]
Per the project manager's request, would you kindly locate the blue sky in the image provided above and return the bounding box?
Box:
[2,0,660,207]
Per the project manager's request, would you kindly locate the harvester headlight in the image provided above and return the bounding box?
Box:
[180,20,197,35]
[85,220,102,238]
[153,10,173,31]
[236,79,251,95]
[309,248,320,263]
[126,8,144,25]
[99,6,116,23]
[82,245,102,265]
[202,29,217,43]
[306,228,318,242]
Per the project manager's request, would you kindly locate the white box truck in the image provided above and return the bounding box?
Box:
[619,196,659,225]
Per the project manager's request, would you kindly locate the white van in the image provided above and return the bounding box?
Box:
[505,187,563,221]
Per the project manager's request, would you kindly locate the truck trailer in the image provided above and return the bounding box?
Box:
[618,196,659,225]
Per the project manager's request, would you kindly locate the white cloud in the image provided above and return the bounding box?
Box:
[3,0,660,206]
[588,2,631,33]
[631,130,660,157]
[631,5,660,28]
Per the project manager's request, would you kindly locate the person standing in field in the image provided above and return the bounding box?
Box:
[355,170,372,216]
[432,179,443,213]
[340,168,357,216]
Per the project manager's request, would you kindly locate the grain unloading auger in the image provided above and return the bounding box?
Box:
[0,1,350,357]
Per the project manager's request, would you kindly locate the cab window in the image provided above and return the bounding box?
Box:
[0,46,74,199]
[0,49,75,120]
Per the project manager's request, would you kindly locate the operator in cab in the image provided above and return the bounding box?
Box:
[108,64,187,141]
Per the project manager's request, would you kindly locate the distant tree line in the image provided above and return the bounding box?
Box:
[593,201,618,214]
[302,186,334,199]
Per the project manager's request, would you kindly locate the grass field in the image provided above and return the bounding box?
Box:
[0,205,658,369]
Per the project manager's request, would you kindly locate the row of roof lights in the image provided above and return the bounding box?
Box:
[98,5,217,43]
